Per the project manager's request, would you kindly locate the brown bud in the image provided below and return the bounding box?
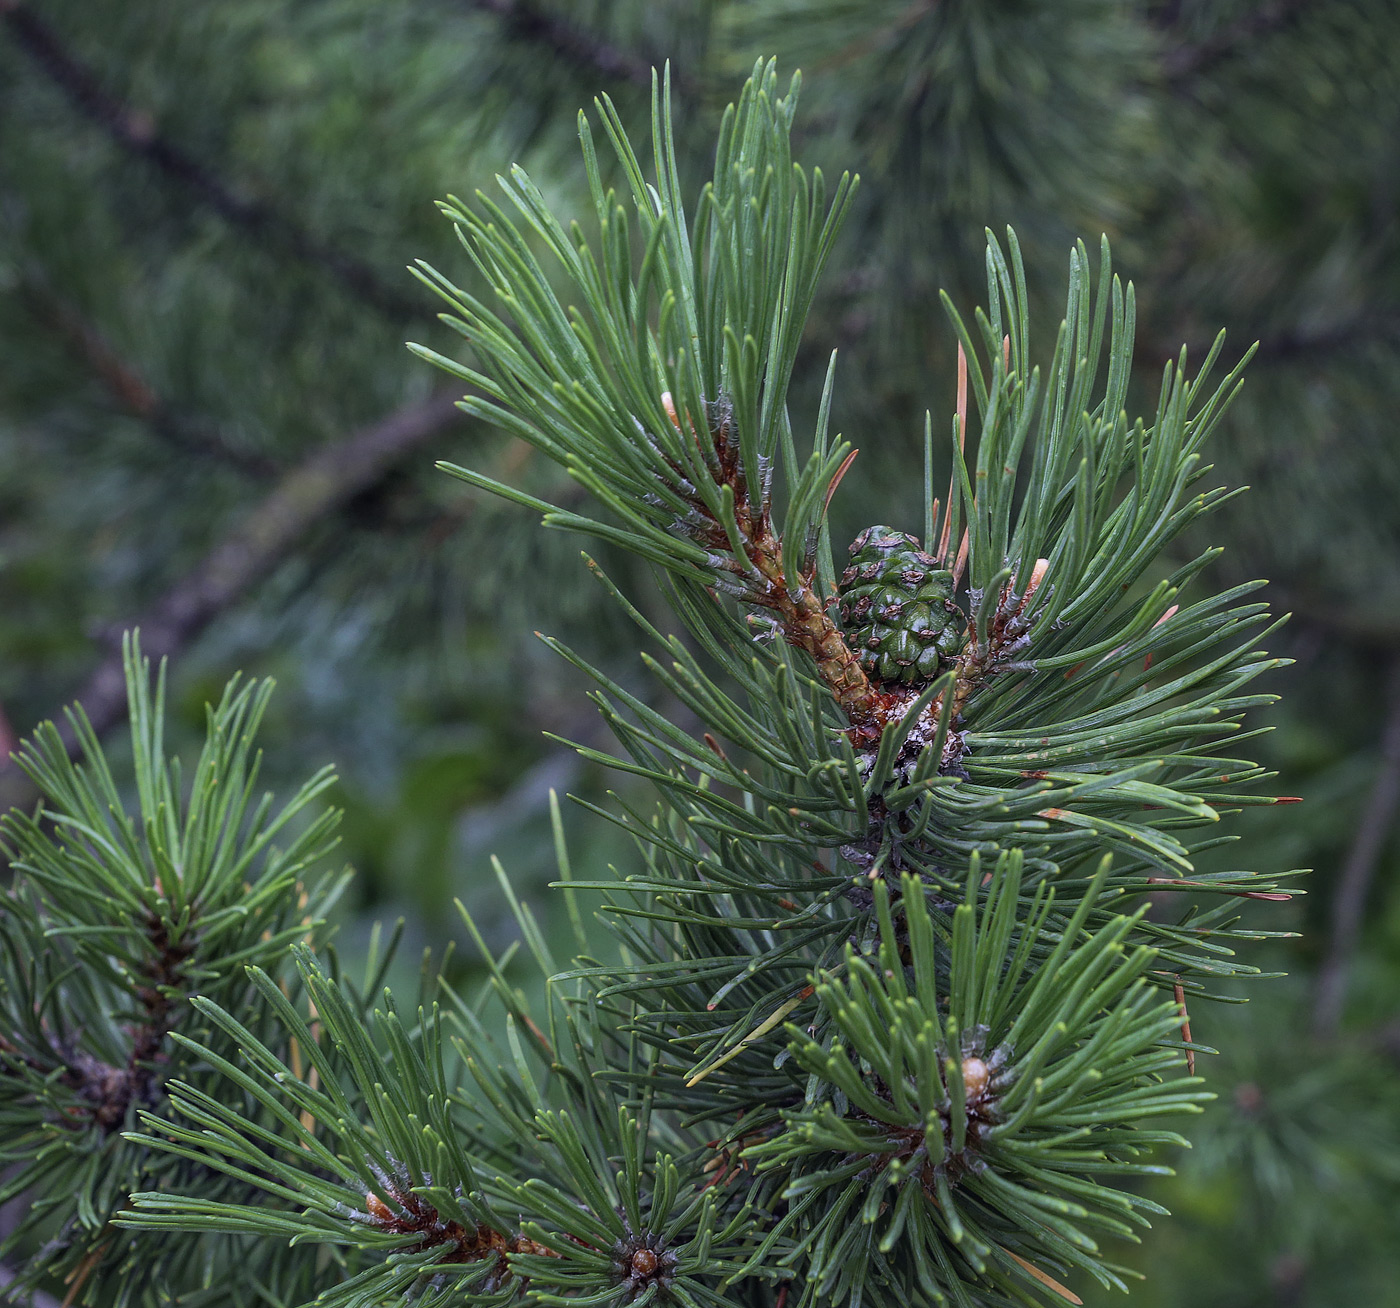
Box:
[1021,557,1050,607]
[632,1248,660,1277]
[365,1192,393,1221]
[961,1056,991,1101]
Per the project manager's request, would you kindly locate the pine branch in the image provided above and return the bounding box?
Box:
[0,644,347,1296]
[0,0,422,320]
[742,862,1206,1304]
[45,60,1299,1308]
[421,66,1294,983]
[1312,656,1400,1034]
[1161,0,1317,83]
[16,269,280,479]
[654,395,889,737]
[0,393,459,770]
[418,61,877,726]
[121,941,763,1305]
[0,911,191,1132]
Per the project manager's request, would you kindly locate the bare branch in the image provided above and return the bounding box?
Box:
[18,271,280,478]
[0,393,460,777]
[465,0,672,92]
[1161,0,1317,84]
[0,0,421,319]
[1313,657,1400,1035]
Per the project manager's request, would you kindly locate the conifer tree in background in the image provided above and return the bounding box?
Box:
[3,4,1400,1306]
[2,61,1305,1306]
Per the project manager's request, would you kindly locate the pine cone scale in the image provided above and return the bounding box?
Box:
[836,526,966,685]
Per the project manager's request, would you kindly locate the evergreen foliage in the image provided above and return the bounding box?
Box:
[4,6,1399,1307]
[0,636,349,1300]
[0,62,1294,1306]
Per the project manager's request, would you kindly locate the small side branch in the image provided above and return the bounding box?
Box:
[0,1,420,319]
[1312,656,1400,1035]
[660,396,889,738]
[361,1179,553,1282]
[0,914,192,1133]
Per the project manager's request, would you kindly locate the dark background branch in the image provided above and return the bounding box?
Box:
[17,271,280,479]
[1136,311,1400,375]
[1313,656,1400,1035]
[0,0,423,320]
[1161,0,1316,83]
[0,392,460,791]
[466,0,685,94]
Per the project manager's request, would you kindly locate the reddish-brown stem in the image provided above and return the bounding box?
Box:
[747,526,892,738]
[663,398,892,739]
[937,344,968,565]
[1173,976,1195,1076]
[363,1182,555,1279]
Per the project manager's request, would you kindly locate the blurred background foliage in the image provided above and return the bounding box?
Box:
[1,1,1398,1303]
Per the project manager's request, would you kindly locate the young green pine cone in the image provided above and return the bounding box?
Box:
[837,526,966,684]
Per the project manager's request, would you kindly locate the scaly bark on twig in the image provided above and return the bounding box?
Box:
[660,395,892,739]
